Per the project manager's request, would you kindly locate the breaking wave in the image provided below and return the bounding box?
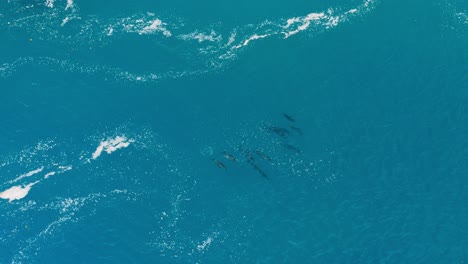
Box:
[0,0,376,82]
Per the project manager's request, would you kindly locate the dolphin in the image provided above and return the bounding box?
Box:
[223,151,237,162]
[255,150,273,162]
[212,159,227,169]
[281,143,302,154]
[251,163,269,179]
[290,125,303,135]
[238,146,255,162]
[266,126,290,138]
[283,114,296,122]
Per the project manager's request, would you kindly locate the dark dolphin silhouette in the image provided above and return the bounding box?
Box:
[283,114,296,122]
[266,126,290,138]
[212,158,227,169]
[238,146,255,162]
[255,150,273,162]
[281,143,302,154]
[290,126,303,135]
[251,163,268,179]
[223,151,237,162]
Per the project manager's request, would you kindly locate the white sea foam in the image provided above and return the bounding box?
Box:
[0,181,38,202]
[226,32,236,46]
[58,165,73,171]
[44,165,72,179]
[440,1,467,35]
[10,190,134,263]
[9,167,44,184]
[456,12,467,24]
[92,136,135,160]
[179,30,222,43]
[139,19,172,37]
[325,12,341,29]
[61,16,70,26]
[116,15,173,37]
[234,34,270,49]
[44,172,56,179]
[65,0,74,11]
[1,0,376,83]
[45,0,55,8]
[197,236,213,251]
[106,27,114,36]
[282,12,326,38]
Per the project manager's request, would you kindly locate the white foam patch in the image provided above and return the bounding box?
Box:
[197,236,213,251]
[44,172,56,179]
[58,165,73,172]
[9,190,134,263]
[282,10,343,38]
[92,136,135,160]
[179,30,222,43]
[65,0,74,11]
[45,0,55,8]
[283,13,325,38]
[138,19,172,37]
[61,16,70,27]
[9,167,44,184]
[234,34,270,49]
[106,27,114,36]
[0,181,38,202]
[44,165,72,179]
[456,12,467,24]
[226,32,236,46]
[1,0,376,83]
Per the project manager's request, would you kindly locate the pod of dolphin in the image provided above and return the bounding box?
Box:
[211,113,303,179]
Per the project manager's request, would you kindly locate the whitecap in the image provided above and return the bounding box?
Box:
[282,12,325,38]
[197,237,213,251]
[0,181,38,202]
[179,30,222,43]
[139,19,172,37]
[45,0,55,8]
[106,27,114,36]
[44,165,72,179]
[226,32,236,46]
[61,16,70,27]
[65,0,74,11]
[234,34,271,49]
[9,167,44,184]
[92,136,135,160]
[44,171,56,179]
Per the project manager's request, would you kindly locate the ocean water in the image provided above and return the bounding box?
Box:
[0,0,467,263]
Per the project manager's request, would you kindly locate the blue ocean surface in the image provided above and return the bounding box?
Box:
[0,0,467,263]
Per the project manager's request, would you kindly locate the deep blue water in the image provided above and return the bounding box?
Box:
[1,0,467,263]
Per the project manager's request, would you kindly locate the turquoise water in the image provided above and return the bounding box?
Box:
[1,0,467,263]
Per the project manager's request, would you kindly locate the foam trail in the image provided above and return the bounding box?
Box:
[61,17,70,27]
[234,34,271,49]
[0,181,39,202]
[92,136,135,160]
[197,237,213,251]
[8,167,44,184]
[44,172,56,179]
[45,0,55,8]
[65,0,74,10]
[0,0,376,83]
[44,165,72,179]
[456,12,467,24]
[179,31,222,43]
[138,19,172,37]
[283,13,326,38]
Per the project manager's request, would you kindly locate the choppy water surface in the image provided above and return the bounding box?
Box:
[1,0,467,263]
